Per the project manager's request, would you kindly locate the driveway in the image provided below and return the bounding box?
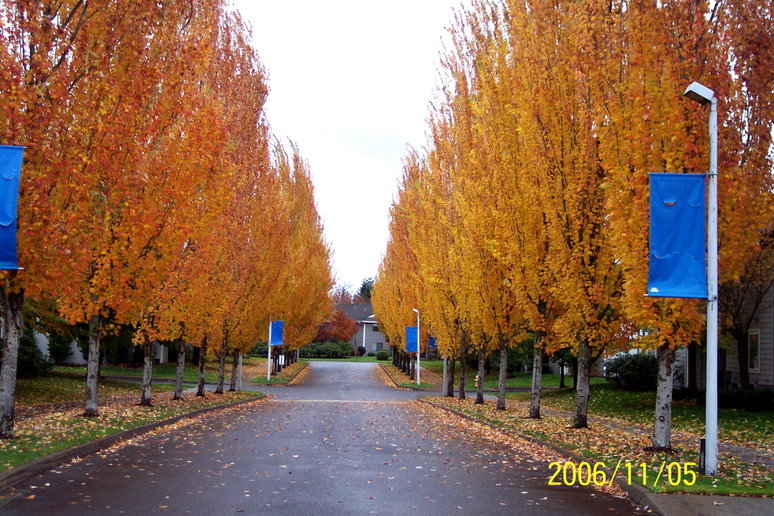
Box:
[0,361,641,515]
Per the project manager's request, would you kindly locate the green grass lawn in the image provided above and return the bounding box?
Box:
[419,361,603,390]
[16,373,174,405]
[507,383,773,448]
[53,363,220,383]
[2,373,260,472]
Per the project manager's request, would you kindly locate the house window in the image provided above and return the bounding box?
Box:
[749,332,760,372]
[372,325,379,332]
[376,342,383,351]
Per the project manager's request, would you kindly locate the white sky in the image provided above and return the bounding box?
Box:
[231,0,468,293]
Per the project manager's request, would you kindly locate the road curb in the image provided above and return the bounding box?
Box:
[0,394,266,492]
[251,361,309,386]
[419,397,667,516]
[378,363,425,391]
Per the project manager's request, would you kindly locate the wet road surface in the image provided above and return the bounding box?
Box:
[0,362,642,515]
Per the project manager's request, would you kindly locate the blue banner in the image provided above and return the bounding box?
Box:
[648,173,707,299]
[270,320,284,346]
[0,146,24,270]
[405,326,418,353]
[428,336,437,349]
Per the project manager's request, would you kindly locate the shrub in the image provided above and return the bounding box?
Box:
[604,353,658,391]
[356,346,366,357]
[47,332,72,364]
[376,349,390,361]
[300,341,354,359]
[17,326,52,377]
[742,389,773,412]
[367,352,376,357]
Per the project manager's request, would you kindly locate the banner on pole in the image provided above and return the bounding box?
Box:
[270,320,284,346]
[647,173,708,299]
[0,146,24,270]
[428,336,437,349]
[405,326,418,353]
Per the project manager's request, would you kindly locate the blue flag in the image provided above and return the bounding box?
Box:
[405,326,418,353]
[270,320,284,346]
[428,336,437,349]
[648,173,707,299]
[0,146,24,270]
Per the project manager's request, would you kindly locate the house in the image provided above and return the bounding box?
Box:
[677,281,773,390]
[336,303,387,355]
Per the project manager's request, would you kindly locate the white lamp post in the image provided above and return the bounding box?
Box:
[684,81,718,476]
[412,308,421,385]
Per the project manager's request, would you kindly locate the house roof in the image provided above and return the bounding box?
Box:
[336,303,377,323]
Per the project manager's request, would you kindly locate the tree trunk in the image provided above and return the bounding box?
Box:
[687,341,697,395]
[196,335,207,397]
[458,333,468,400]
[529,341,543,419]
[651,345,676,450]
[446,357,456,397]
[215,347,226,394]
[140,339,154,406]
[572,339,591,428]
[229,349,239,391]
[173,342,186,400]
[0,282,23,438]
[475,350,485,404]
[83,314,102,417]
[733,330,751,390]
[572,356,578,390]
[496,345,508,410]
[559,361,566,388]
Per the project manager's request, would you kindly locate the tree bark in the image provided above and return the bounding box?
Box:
[83,313,102,417]
[173,341,186,400]
[572,339,591,428]
[733,330,751,390]
[458,332,468,400]
[0,281,23,438]
[496,345,508,410]
[529,340,543,418]
[215,346,226,394]
[196,335,207,397]
[559,361,566,388]
[651,345,676,450]
[687,341,697,395]
[140,339,154,406]
[475,350,485,404]
[229,349,239,391]
[446,357,456,397]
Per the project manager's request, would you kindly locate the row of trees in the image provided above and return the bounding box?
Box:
[373,0,772,450]
[0,0,333,436]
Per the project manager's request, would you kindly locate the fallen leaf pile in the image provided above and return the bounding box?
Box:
[0,391,263,472]
[424,396,773,495]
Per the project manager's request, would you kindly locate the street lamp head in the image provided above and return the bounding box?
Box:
[684,81,716,105]
[412,308,419,314]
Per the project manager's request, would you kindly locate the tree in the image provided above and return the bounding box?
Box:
[355,278,375,303]
[315,310,359,343]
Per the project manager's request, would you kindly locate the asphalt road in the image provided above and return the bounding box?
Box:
[1,362,642,515]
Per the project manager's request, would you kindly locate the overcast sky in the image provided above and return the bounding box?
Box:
[231,0,468,293]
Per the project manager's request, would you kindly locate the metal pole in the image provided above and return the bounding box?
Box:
[361,321,366,361]
[416,311,421,386]
[266,321,272,381]
[705,98,719,476]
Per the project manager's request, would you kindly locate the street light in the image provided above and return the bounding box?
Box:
[684,81,718,476]
[412,308,420,386]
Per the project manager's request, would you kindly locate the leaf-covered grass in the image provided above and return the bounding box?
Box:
[425,396,774,496]
[16,373,174,406]
[53,363,221,383]
[419,362,603,389]
[2,375,261,473]
[250,360,308,384]
[507,383,774,449]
